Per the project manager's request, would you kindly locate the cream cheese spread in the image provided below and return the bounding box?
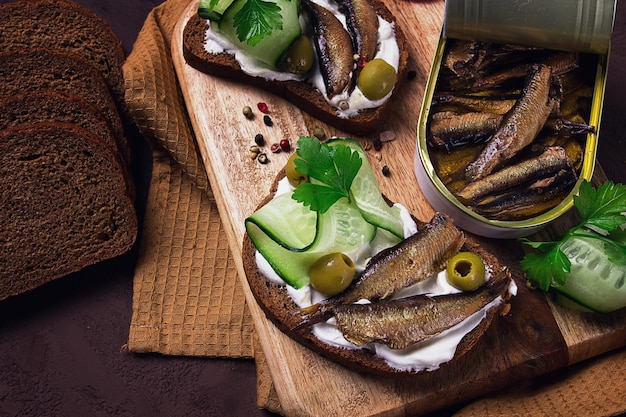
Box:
[255,177,518,372]
[202,0,400,117]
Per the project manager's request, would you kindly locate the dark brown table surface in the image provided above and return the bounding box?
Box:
[0,1,624,416]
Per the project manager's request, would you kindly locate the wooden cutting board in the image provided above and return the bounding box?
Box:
[171,1,626,415]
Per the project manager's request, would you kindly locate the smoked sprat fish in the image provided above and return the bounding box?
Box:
[465,64,558,181]
[333,274,512,349]
[336,0,379,62]
[432,94,517,115]
[302,0,355,98]
[472,168,578,220]
[429,111,502,151]
[457,146,574,203]
[295,213,465,329]
[442,40,488,80]
[472,51,578,90]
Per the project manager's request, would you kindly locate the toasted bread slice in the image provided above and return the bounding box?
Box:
[242,169,514,375]
[182,0,409,135]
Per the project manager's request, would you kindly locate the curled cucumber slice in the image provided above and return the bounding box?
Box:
[246,190,376,288]
[217,0,302,69]
[327,138,406,239]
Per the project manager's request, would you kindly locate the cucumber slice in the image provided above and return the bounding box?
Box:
[246,191,317,250]
[551,235,626,313]
[198,0,235,21]
[327,138,406,239]
[217,0,302,69]
[246,191,376,288]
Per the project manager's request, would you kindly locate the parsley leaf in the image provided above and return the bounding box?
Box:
[233,0,285,46]
[576,180,626,231]
[291,136,362,214]
[520,180,626,291]
[520,248,570,289]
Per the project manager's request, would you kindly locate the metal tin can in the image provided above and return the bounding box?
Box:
[414,33,608,238]
[444,0,616,54]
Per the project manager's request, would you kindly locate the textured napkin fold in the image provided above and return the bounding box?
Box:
[122,0,281,412]
[121,0,626,415]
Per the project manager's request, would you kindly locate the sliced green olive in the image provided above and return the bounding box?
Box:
[446,252,486,291]
[278,35,315,74]
[285,152,308,187]
[309,252,355,296]
[357,58,397,100]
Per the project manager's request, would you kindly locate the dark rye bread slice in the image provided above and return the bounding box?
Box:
[0,90,131,169]
[0,122,138,301]
[0,48,129,159]
[0,0,126,111]
[242,169,514,375]
[182,0,409,136]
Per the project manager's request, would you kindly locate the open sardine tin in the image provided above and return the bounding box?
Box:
[414,31,610,239]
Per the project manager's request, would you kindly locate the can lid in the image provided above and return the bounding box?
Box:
[444,0,616,54]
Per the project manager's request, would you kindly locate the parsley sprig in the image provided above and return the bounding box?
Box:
[291,136,362,214]
[520,180,626,291]
[233,0,286,46]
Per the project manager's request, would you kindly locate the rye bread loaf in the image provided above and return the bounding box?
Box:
[0,0,126,112]
[242,169,513,375]
[0,122,138,301]
[0,90,130,167]
[182,0,409,135]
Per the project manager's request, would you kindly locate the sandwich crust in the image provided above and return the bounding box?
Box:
[182,0,409,135]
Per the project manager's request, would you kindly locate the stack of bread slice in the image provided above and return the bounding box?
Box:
[0,0,138,300]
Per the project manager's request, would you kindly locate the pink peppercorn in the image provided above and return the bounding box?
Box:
[257,102,269,114]
[279,139,291,152]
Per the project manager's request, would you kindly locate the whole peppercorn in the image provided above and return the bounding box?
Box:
[257,153,269,164]
[242,105,254,119]
[279,139,291,152]
[249,145,260,160]
[254,133,265,146]
[373,138,382,151]
[270,143,281,153]
[382,165,391,177]
[257,102,269,114]
[312,127,326,141]
[263,115,273,127]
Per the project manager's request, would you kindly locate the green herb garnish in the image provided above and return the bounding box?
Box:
[291,136,362,214]
[233,0,286,46]
[520,180,626,290]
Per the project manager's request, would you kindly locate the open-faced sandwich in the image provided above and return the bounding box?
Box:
[242,136,517,375]
[182,0,409,135]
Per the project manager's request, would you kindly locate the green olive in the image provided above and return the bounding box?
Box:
[278,35,315,74]
[357,58,397,100]
[285,152,308,187]
[309,253,355,296]
[446,252,486,291]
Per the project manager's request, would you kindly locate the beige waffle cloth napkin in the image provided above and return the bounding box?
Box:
[122,0,626,415]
